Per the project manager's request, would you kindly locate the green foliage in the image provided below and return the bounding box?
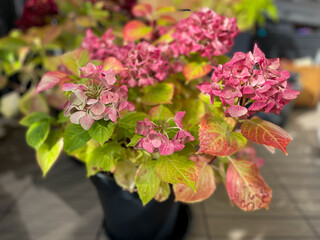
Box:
[88,120,115,145]
[36,130,63,177]
[20,112,53,126]
[117,112,148,138]
[60,48,90,77]
[26,121,50,150]
[142,83,174,105]
[87,142,125,175]
[127,134,143,147]
[156,154,198,191]
[135,160,161,205]
[64,124,91,153]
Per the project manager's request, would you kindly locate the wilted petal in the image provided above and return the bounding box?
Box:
[87,99,99,105]
[70,111,86,124]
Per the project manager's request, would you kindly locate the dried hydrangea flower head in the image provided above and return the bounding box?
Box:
[197,44,299,117]
[169,8,239,59]
[63,63,134,130]
[135,111,195,155]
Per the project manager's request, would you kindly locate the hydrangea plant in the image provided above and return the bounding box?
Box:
[21,5,299,210]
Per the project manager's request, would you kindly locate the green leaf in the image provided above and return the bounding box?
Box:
[117,112,148,138]
[87,142,124,175]
[149,105,173,121]
[88,120,115,145]
[127,134,143,147]
[64,124,91,153]
[154,182,171,202]
[156,154,198,191]
[0,37,27,50]
[26,121,50,150]
[135,160,161,205]
[114,160,137,192]
[142,83,174,105]
[36,130,63,177]
[20,112,53,126]
[60,48,90,77]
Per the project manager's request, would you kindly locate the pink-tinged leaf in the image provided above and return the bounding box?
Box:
[103,57,126,73]
[241,118,292,155]
[183,62,212,82]
[228,105,248,118]
[154,29,174,44]
[174,162,215,203]
[36,71,68,93]
[156,15,176,26]
[198,114,247,156]
[226,159,272,211]
[132,4,152,17]
[123,20,152,42]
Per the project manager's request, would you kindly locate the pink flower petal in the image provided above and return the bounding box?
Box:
[80,114,94,130]
[90,101,106,116]
[228,105,248,118]
[174,111,185,129]
[70,111,86,124]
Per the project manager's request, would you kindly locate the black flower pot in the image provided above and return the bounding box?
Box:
[90,173,191,240]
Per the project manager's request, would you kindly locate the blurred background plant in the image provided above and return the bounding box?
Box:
[0,0,136,119]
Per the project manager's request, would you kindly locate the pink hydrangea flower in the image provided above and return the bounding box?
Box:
[134,111,195,155]
[197,44,299,117]
[117,41,171,87]
[169,8,239,59]
[82,29,119,61]
[63,63,135,130]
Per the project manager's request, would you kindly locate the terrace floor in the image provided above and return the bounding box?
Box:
[0,107,320,240]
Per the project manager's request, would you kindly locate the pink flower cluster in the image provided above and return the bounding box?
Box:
[169,8,239,59]
[82,29,171,87]
[118,41,171,87]
[197,44,299,117]
[134,112,195,155]
[82,29,119,61]
[63,63,134,130]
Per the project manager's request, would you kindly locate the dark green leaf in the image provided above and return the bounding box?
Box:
[64,124,91,153]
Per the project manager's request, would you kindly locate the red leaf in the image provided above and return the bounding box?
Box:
[36,71,68,93]
[226,159,272,211]
[241,118,292,155]
[123,20,152,42]
[103,57,126,73]
[174,162,215,203]
[198,114,247,156]
[183,62,212,82]
[132,4,152,17]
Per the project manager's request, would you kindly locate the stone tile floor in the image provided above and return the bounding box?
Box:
[0,108,320,240]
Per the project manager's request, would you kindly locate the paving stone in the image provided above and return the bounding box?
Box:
[207,218,316,238]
